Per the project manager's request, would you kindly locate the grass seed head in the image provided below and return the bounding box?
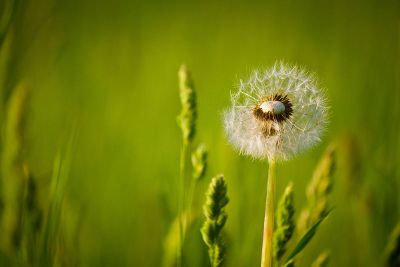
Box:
[201,175,229,267]
[192,143,208,181]
[178,64,197,144]
[273,182,295,261]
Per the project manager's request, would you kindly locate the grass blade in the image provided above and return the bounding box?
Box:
[39,130,76,266]
[285,209,333,263]
[0,0,17,48]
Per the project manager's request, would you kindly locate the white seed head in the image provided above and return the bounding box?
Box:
[223,62,328,161]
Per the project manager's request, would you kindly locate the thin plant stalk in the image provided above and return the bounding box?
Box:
[261,159,276,267]
[177,141,190,267]
[185,176,196,231]
[176,64,196,267]
[186,144,207,230]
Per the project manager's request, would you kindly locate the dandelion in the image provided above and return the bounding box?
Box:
[224,62,328,161]
[223,63,328,267]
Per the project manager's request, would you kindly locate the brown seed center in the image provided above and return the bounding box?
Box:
[252,94,293,136]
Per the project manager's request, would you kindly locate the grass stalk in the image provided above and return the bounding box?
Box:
[185,173,196,234]
[176,64,196,266]
[186,144,207,224]
[261,159,276,267]
[177,141,190,267]
[40,130,75,267]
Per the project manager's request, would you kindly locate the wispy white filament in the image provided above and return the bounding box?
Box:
[223,63,328,161]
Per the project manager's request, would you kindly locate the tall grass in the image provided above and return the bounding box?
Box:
[0,81,78,267]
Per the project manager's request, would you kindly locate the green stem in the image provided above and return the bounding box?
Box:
[186,176,197,229]
[177,141,190,267]
[261,159,276,267]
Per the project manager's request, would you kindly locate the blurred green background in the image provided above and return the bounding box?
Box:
[0,0,399,266]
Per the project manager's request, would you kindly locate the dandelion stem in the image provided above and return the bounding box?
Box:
[261,159,276,267]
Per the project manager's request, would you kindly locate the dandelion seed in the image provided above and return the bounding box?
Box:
[223,62,328,161]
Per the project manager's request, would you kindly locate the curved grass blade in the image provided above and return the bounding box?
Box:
[39,129,76,266]
[0,0,18,48]
[285,209,333,264]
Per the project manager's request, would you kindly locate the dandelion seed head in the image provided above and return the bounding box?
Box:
[223,62,328,161]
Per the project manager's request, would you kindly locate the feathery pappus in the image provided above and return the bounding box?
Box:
[224,63,328,161]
